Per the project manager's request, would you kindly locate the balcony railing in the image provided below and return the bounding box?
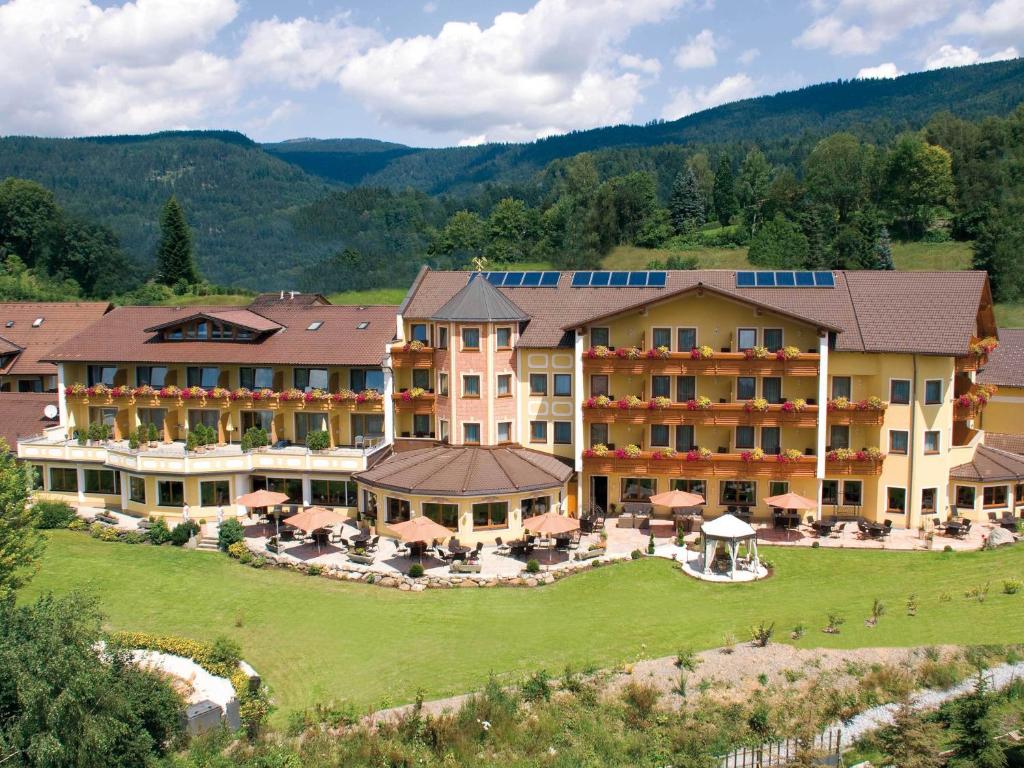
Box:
[392,391,437,414]
[64,385,384,412]
[582,449,817,478]
[824,399,887,425]
[390,344,435,369]
[583,401,818,428]
[582,348,820,377]
[954,337,998,373]
[952,384,997,421]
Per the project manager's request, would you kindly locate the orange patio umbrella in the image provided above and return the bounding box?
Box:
[235,489,290,509]
[649,489,705,508]
[522,511,580,564]
[763,491,817,509]
[389,516,454,563]
[286,506,349,533]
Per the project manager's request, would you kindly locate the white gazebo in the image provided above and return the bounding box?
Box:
[693,513,763,581]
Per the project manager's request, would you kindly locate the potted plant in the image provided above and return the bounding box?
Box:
[348,547,374,565]
[305,430,330,453]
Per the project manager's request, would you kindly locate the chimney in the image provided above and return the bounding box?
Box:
[279,290,284,300]
[289,291,297,300]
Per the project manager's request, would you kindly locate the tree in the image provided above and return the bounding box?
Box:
[0,593,183,767]
[973,203,1024,303]
[879,702,944,768]
[0,178,59,268]
[800,208,831,269]
[669,167,704,234]
[881,134,955,238]
[0,439,41,595]
[874,226,895,270]
[712,153,737,226]
[949,674,1007,768]
[608,172,660,245]
[687,152,716,224]
[153,196,200,287]
[485,197,534,263]
[747,214,809,268]
[430,210,486,261]
[737,148,774,233]
[804,133,874,224]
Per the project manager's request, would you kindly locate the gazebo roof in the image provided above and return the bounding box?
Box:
[701,513,756,540]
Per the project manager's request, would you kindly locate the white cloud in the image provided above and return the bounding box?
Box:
[674,28,718,69]
[924,43,1019,70]
[238,15,380,90]
[336,0,687,142]
[423,2,438,13]
[0,0,241,135]
[738,47,760,64]
[458,134,487,146]
[856,61,904,78]
[795,0,951,56]
[661,72,756,119]
[794,16,875,54]
[949,0,1024,41]
[619,52,662,75]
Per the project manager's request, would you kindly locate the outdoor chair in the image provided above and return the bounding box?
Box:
[367,535,380,552]
[882,520,893,537]
[960,519,973,538]
[494,537,511,556]
[329,528,344,545]
[933,517,942,530]
[393,539,410,558]
[354,435,364,449]
[567,530,582,550]
[434,546,451,563]
[469,542,483,561]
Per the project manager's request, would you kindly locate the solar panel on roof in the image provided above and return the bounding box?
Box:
[540,271,559,286]
[484,272,503,285]
[627,271,647,286]
[814,271,835,287]
[794,272,815,286]
[775,271,795,286]
[571,272,592,287]
[755,272,776,286]
[736,271,756,287]
[610,271,629,287]
[647,271,666,287]
[589,271,610,286]
[521,272,541,286]
[503,272,524,286]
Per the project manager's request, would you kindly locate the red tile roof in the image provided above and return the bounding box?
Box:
[45,303,398,366]
[0,303,112,375]
[0,393,58,450]
[985,433,1024,456]
[978,328,1024,388]
[401,269,991,355]
[950,444,1024,482]
[144,309,283,334]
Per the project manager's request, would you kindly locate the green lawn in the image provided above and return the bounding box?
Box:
[327,287,409,305]
[25,533,1024,722]
[158,293,252,306]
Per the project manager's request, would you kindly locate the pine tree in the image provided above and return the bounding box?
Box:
[713,153,738,226]
[154,196,199,287]
[950,673,1007,768]
[669,168,704,234]
[874,226,895,270]
[801,208,829,269]
[879,702,944,768]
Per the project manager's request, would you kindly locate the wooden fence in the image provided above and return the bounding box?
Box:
[717,729,843,768]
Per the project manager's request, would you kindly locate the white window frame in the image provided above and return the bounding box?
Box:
[529,420,548,444]
[650,326,673,350]
[460,326,482,351]
[437,371,449,397]
[495,326,513,349]
[496,373,513,397]
[650,424,671,447]
[736,327,758,351]
[888,378,912,405]
[590,327,610,347]
[676,326,698,352]
[762,327,784,352]
[885,485,908,515]
[461,374,481,398]
[888,429,909,455]
[923,429,941,454]
[497,421,512,443]
[923,379,943,405]
[462,421,481,444]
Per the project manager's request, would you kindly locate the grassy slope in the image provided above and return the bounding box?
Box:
[25,532,1024,722]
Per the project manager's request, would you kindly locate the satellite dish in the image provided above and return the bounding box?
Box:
[43,404,58,419]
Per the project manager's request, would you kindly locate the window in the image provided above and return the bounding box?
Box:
[497,421,512,442]
[29,465,42,491]
[671,478,705,501]
[530,421,548,443]
[889,430,909,454]
[1018,484,1024,504]
[424,502,459,528]
[472,501,508,528]
[410,323,429,343]
[438,372,449,397]
[463,375,481,397]
[136,366,168,387]
[652,327,672,349]
[651,375,671,399]
[188,410,218,431]
[721,480,756,505]
[591,375,609,397]
[590,327,609,347]
[529,374,547,396]
[241,410,272,434]
[522,496,551,516]
[496,373,512,397]
[463,423,481,444]
[413,414,431,436]
[737,328,757,351]
[762,377,782,404]
[677,327,697,352]
[137,408,166,432]
[763,328,783,352]
[554,421,572,444]
[295,368,329,391]
[350,413,384,439]
[829,424,850,450]
[769,481,789,497]
[621,478,656,501]
[553,373,572,397]
[461,327,480,350]
[200,480,230,507]
[822,480,839,506]
[737,377,756,400]
[386,497,411,523]
[590,423,609,446]
[676,376,695,402]
[84,469,119,495]
[87,365,118,387]
[890,379,911,405]
[924,430,940,454]
[89,407,117,428]
[240,367,273,390]
[886,487,907,514]
[157,480,185,507]
[129,475,145,503]
[412,369,430,390]
[439,420,449,442]
[294,412,323,443]
[735,425,755,450]
[831,376,851,400]
[921,487,937,514]
[924,380,943,405]
[760,427,781,455]
[984,485,1009,508]
[496,326,512,348]
[18,379,42,393]
[363,490,377,517]
[350,368,384,393]
[187,367,220,389]
[955,486,976,509]
[843,480,863,506]
[669,425,692,452]
[311,479,357,507]
[196,320,209,340]
[438,326,449,349]
[651,424,670,447]
[305,321,323,332]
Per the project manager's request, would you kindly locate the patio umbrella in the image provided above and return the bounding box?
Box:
[649,489,705,508]
[235,489,290,538]
[522,512,580,564]
[763,491,818,541]
[389,516,453,563]
[285,506,348,554]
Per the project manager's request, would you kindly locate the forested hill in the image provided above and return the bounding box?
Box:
[266,58,1024,193]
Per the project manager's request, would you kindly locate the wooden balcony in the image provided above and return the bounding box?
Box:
[65,388,384,413]
[582,350,820,377]
[582,451,817,478]
[825,409,885,426]
[392,392,437,414]
[825,457,884,476]
[583,402,818,428]
[390,346,436,369]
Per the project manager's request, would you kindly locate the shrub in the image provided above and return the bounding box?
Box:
[525,559,540,574]
[943,544,954,552]
[674,647,699,671]
[621,681,661,728]
[408,563,424,578]
[148,518,171,545]
[811,540,820,549]
[89,522,104,538]
[170,521,198,546]
[791,623,806,640]
[630,548,642,560]
[99,526,120,542]
[305,430,330,451]
[906,593,919,616]
[306,564,323,576]
[33,500,76,529]
[750,621,774,647]
[520,670,551,702]
[241,426,269,452]
[227,541,249,560]
[121,530,146,544]
[217,518,245,551]
[647,533,655,555]
[1003,579,1022,595]
[825,612,845,633]
[68,517,86,531]
[249,555,265,568]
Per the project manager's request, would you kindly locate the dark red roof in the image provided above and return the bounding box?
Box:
[950,444,1024,482]
[0,302,111,375]
[979,328,1024,388]
[0,393,58,450]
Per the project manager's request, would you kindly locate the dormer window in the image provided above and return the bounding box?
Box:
[5,320,13,328]
[196,321,209,340]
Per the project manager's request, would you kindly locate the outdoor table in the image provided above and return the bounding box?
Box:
[812,521,834,536]
[999,516,1019,531]
[312,529,330,546]
[448,544,470,561]
[350,531,371,544]
[944,521,963,536]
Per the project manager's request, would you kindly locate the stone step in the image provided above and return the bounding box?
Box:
[196,536,219,551]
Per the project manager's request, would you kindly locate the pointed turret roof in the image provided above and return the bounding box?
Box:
[430,274,529,322]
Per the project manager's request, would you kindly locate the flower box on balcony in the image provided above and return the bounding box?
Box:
[825,448,885,475]
[582,449,817,477]
[582,349,820,376]
[391,342,435,369]
[582,400,818,427]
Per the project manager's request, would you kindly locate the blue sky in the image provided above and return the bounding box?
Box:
[0,0,1020,147]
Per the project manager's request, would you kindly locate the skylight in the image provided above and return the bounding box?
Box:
[32,317,44,327]
[306,321,323,331]
[4,321,13,328]
[356,321,370,330]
